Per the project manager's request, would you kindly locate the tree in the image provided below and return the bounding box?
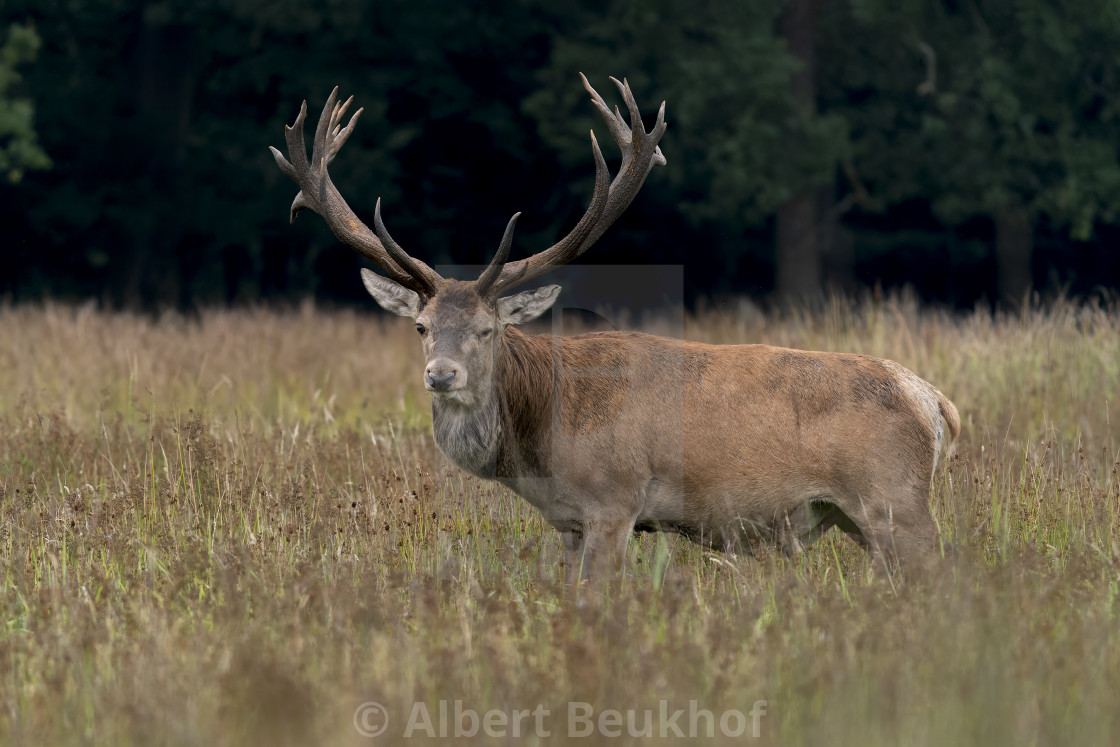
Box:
[0,0,558,307]
[0,23,50,183]
[3,0,1120,308]
[775,0,822,301]
[525,0,848,299]
[826,0,1120,305]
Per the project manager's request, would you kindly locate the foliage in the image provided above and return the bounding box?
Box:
[526,0,849,226]
[1,0,562,307]
[827,0,1120,239]
[2,0,1120,307]
[0,23,50,183]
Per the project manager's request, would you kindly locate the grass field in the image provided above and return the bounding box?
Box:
[1,296,1118,746]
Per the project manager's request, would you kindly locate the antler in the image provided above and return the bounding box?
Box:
[270,88,444,298]
[475,212,522,295]
[481,74,668,298]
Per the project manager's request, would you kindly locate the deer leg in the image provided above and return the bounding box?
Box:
[837,487,938,574]
[560,529,589,585]
[780,499,845,556]
[583,518,635,577]
[561,519,635,583]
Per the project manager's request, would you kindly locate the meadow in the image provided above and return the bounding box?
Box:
[1,296,1118,746]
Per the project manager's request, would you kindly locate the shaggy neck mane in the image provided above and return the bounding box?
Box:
[431,327,554,479]
[493,328,554,477]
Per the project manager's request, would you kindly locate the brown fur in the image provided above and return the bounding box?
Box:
[441,324,960,580]
[369,280,959,580]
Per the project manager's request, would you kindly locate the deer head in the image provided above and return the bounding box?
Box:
[270,75,667,408]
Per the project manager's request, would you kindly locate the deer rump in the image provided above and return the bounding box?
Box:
[437,327,960,573]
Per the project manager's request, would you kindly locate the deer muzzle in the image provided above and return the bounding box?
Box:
[425,360,463,392]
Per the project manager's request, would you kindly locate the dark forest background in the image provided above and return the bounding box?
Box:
[3,0,1120,311]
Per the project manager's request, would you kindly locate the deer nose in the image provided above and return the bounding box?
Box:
[426,370,457,391]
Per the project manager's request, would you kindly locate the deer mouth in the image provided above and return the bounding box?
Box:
[428,388,476,408]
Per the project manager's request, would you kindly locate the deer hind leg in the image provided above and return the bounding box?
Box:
[833,486,938,573]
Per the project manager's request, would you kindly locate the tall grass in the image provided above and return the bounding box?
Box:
[0,297,1117,745]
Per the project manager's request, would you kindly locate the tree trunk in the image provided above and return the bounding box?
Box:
[775,191,820,299]
[819,176,856,293]
[775,0,822,303]
[118,9,195,309]
[994,209,1033,307]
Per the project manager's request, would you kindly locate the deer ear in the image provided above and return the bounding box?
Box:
[497,285,561,326]
[361,269,420,318]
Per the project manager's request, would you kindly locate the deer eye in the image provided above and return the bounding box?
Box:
[415,324,426,335]
[478,328,493,340]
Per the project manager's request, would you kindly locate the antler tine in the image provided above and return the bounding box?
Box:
[310,87,338,173]
[277,101,310,180]
[609,77,669,169]
[327,96,360,165]
[275,100,314,223]
[373,198,439,296]
[485,131,609,296]
[613,78,643,135]
[476,212,522,297]
[270,89,444,297]
[486,74,667,296]
[328,115,360,163]
[545,131,610,263]
[582,73,631,147]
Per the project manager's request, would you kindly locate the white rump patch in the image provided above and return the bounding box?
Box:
[878,359,946,479]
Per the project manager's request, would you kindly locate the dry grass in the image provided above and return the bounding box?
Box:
[1,296,1118,746]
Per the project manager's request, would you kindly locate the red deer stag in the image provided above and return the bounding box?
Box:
[271,75,960,580]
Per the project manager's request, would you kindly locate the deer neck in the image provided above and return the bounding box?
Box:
[431,328,553,480]
[431,392,501,478]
